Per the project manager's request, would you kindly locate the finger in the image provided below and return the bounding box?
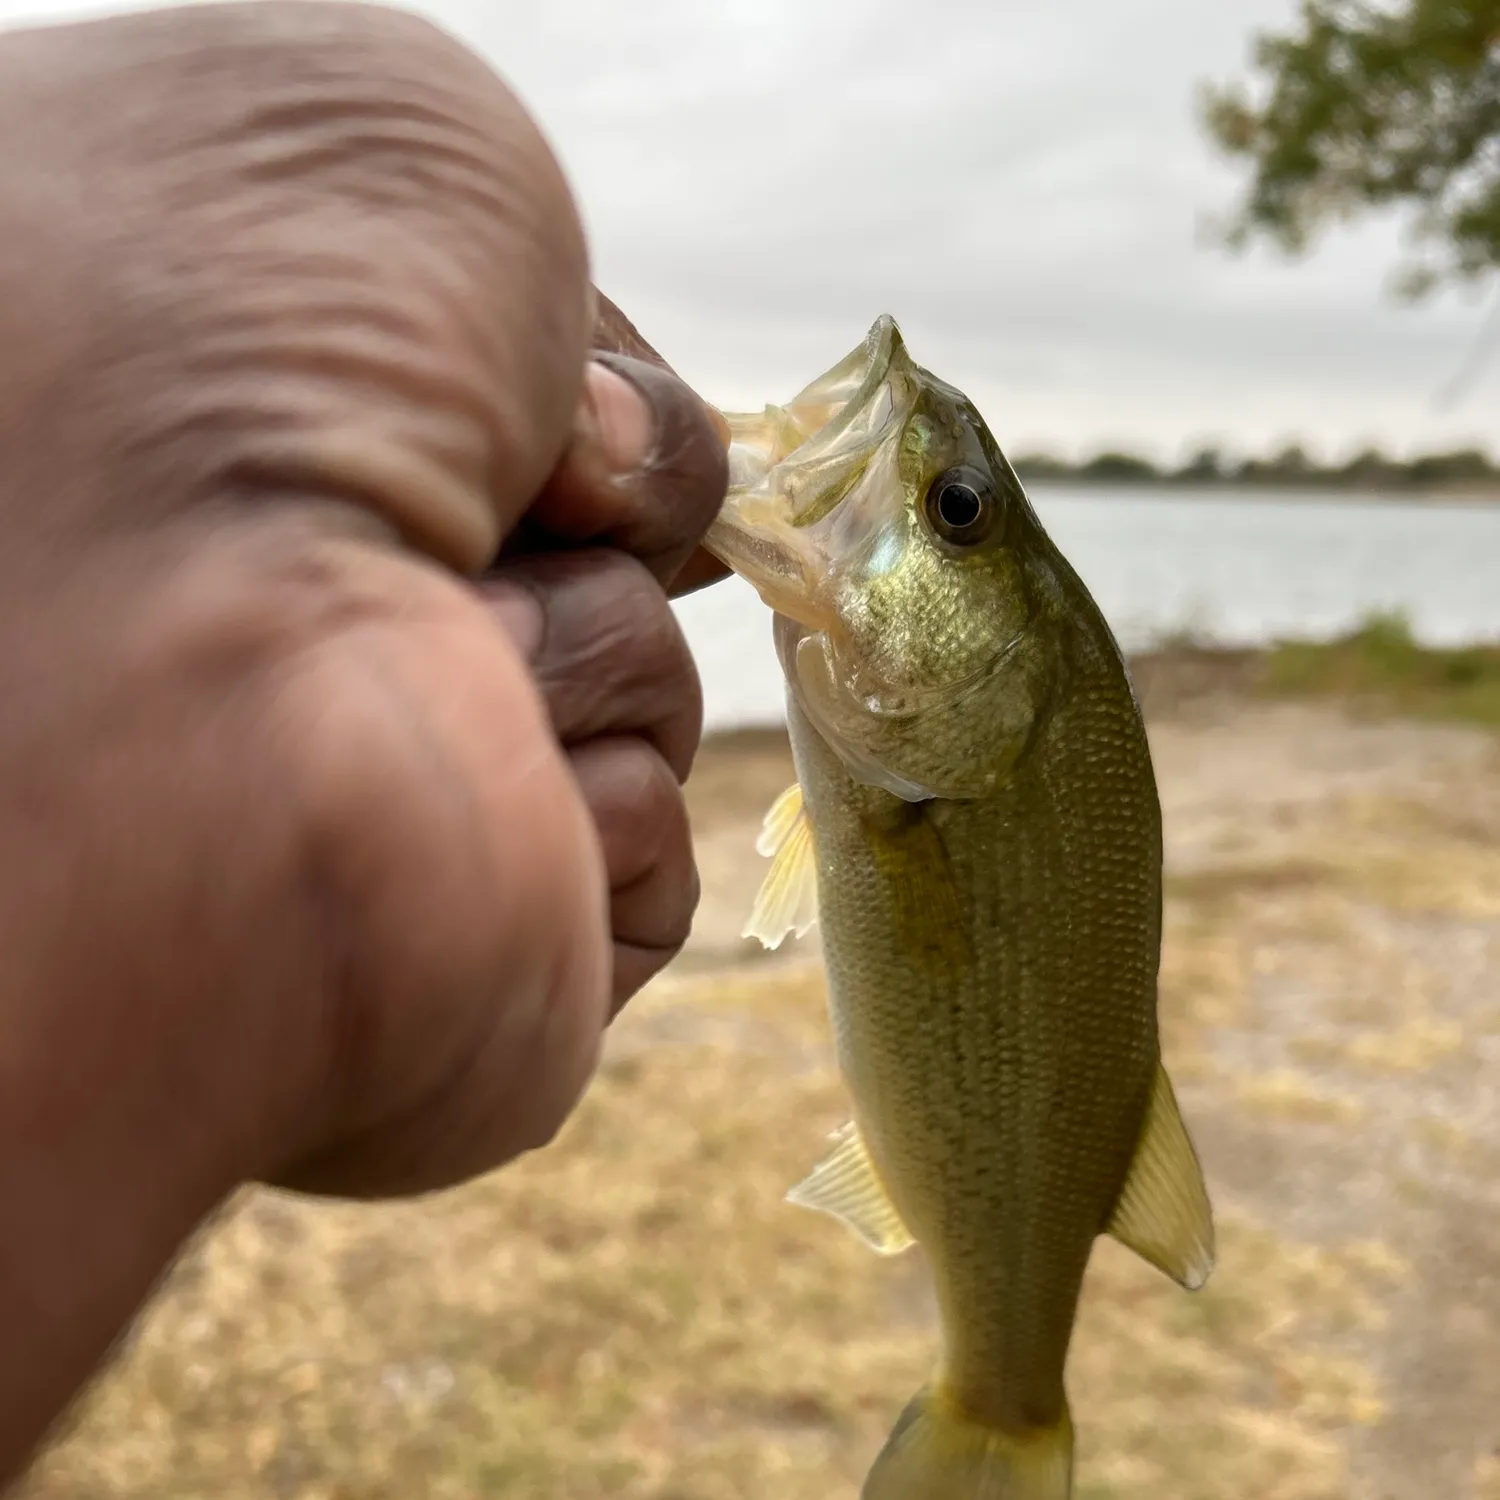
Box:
[571,290,734,598]
[485,549,703,782]
[587,289,734,475]
[567,737,697,1017]
[590,289,670,367]
[513,356,729,590]
[669,548,732,597]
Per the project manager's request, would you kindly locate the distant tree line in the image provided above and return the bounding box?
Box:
[1010,444,1500,494]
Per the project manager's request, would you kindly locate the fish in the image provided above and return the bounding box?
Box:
[701,315,1214,1500]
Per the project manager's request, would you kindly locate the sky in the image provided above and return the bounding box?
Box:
[2,0,1496,464]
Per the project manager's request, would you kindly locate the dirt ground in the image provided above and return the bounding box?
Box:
[17,661,1500,1500]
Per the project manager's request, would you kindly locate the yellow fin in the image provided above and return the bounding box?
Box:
[1107,1063,1216,1291]
[786,1121,914,1255]
[863,1383,1072,1500]
[743,783,817,949]
[753,781,806,858]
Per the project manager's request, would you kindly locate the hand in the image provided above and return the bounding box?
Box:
[0,0,725,1476]
[489,304,730,1016]
[489,345,728,1016]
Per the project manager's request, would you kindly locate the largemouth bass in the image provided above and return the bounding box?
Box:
[702,316,1214,1500]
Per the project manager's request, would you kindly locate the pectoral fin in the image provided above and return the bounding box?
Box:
[863,802,972,979]
[1107,1064,1216,1291]
[744,783,818,949]
[787,1121,915,1256]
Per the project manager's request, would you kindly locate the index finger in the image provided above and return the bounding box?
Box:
[503,297,731,594]
[590,294,732,597]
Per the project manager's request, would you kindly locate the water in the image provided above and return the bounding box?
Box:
[673,486,1500,732]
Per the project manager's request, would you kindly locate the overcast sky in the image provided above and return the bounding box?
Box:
[3,0,1496,462]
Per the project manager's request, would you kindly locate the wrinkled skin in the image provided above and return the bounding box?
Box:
[0,1,726,1482]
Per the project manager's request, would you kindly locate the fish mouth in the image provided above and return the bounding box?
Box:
[721,314,902,515]
[703,316,911,631]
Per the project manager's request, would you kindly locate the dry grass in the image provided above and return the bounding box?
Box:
[17,689,1500,1500]
[22,947,1410,1500]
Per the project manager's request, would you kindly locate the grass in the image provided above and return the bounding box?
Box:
[1261,611,1500,728]
[20,940,1397,1500]
[17,629,1500,1500]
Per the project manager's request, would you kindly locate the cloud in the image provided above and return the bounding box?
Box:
[2,0,1494,459]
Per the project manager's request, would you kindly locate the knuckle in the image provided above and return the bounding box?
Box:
[656,835,700,952]
[585,739,680,873]
[576,740,697,960]
[588,552,691,675]
[592,564,702,774]
[27,1,589,570]
[638,579,697,684]
[600,548,667,622]
[629,764,698,946]
[633,750,691,867]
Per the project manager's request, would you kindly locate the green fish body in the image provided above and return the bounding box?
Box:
[706,317,1213,1500]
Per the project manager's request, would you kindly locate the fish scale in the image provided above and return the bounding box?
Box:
[794,650,1160,1430]
[707,314,1214,1500]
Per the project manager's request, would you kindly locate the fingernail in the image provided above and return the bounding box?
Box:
[584,360,656,477]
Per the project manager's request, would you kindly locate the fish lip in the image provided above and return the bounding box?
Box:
[703,315,907,629]
[791,315,901,488]
[718,314,903,518]
[848,629,1027,720]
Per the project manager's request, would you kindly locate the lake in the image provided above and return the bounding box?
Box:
[673,486,1500,732]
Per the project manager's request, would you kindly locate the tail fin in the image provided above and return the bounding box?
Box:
[862,1385,1073,1500]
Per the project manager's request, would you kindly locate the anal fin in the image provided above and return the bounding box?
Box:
[1107,1063,1215,1290]
[744,782,818,949]
[787,1121,915,1256]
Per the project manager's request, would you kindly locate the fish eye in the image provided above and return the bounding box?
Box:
[923,465,998,547]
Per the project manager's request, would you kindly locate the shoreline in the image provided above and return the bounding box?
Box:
[695,645,1270,746]
[700,635,1500,750]
[1021,480,1500,506]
